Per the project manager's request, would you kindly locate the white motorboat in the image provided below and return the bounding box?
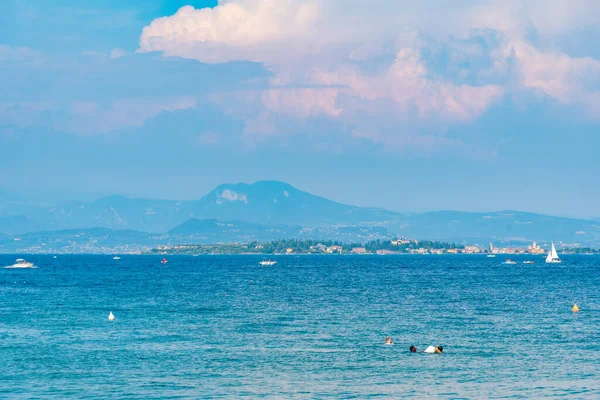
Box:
[502,259,517,265]
[113,256,121,260]
[6,259,36,268]
[260,260,277,266]
[545,242,562,263]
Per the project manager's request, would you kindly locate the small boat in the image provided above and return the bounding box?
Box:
[161,258,168,264]
[108,311,115,321]
[523,260,535,264]
[545,242,562,263]
[53,256,57,259]
[5,259,36,268]
[260,259,277,266]
[113,256,121,260]
[502,259,517,265]
[487,254,496,258]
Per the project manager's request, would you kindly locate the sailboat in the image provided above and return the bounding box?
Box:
[545,242,562,263]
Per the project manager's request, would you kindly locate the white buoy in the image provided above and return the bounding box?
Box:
[108,311,115,321]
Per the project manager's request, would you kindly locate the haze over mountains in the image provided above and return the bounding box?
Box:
[1,181,599,253]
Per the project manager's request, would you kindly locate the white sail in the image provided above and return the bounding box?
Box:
[546,242,561,263]
[550,242,559,259]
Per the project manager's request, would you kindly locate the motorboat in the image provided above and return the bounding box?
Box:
[113,256,121,260]
[523,260,535,264]
[260,259,277,266]
[502,259,517,265]
[161,258,168,264]
[6,258,36,268]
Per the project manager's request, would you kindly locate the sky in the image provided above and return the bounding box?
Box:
[1,0,600,217]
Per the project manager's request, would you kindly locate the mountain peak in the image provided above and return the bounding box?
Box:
[208,181,299,206]
[213,180,297,193]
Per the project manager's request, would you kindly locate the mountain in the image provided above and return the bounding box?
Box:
[399,210,600,245]
[0,181,404,234]
[1,181,600,246]
[179,181,402,228]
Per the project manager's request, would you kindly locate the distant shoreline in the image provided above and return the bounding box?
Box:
[3,239,598,256]
[1,252,598,256]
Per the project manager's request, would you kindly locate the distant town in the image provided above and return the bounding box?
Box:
[147,239,600,256]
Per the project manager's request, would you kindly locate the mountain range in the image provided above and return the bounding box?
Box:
[0,181,400,234]
[1,181,600,252]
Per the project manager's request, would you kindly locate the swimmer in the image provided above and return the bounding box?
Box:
[385,337,393,345]
[424,345,443,354]
[410,346,417,353]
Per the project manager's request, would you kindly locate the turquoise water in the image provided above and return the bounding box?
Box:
[1,254,599,398]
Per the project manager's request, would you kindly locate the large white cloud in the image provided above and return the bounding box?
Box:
[139,0,600,146]
[139,1,322,64]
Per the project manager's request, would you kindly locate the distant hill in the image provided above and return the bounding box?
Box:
[0,227,159,254]
[399,210,600,245]
[0,219,394,253]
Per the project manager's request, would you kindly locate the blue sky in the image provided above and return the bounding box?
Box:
[2,0,600,217]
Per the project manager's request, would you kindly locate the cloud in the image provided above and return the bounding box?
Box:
[195,131,220,145]
[139,1,322,64]
[0,45,42,65]
[0,45,36,61]
[82,50,106,57]
[466,0,600,39]
[67,97,197,134]
[109,48,128,59]
[0,97,197,135]
[7,1,600,152]
[217,189,248,204]
[137,1,600,148]
[82,48,128,59]
[0,101,59,128]
[506,40,600,111]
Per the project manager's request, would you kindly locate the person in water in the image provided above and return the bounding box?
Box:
[424,345,443,354]
[385,337,393,345]
[410,346,417,353]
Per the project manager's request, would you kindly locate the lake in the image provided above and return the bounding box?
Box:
[1,254,599,398]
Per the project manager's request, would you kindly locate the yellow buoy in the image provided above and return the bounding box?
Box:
[572,304,580,312]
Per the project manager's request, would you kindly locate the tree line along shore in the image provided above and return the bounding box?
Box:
[147,239,464,255]
[145,239,600,256]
